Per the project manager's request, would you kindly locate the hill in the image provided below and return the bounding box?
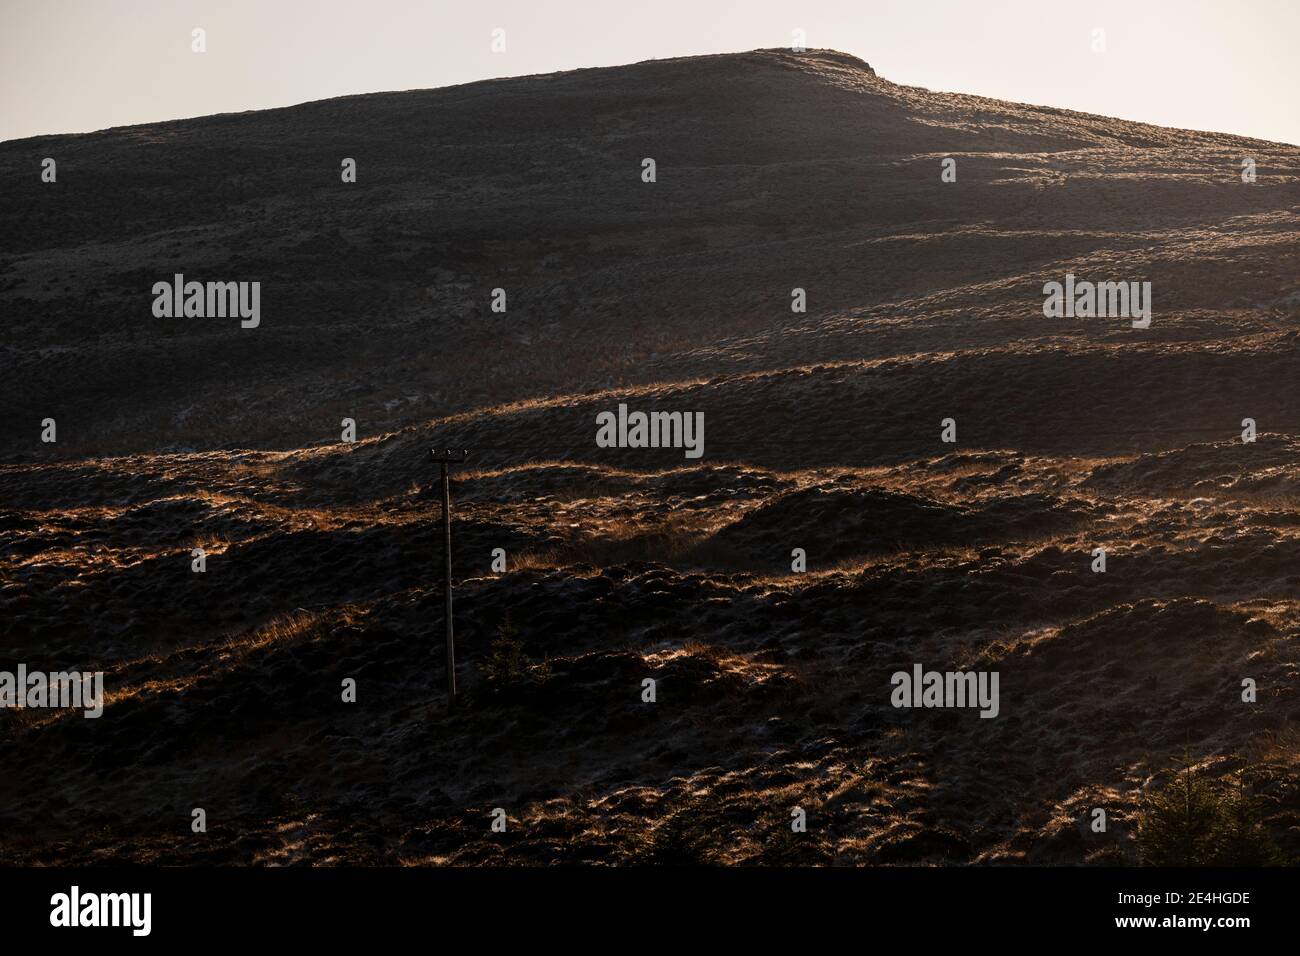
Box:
[0,50,1297,865]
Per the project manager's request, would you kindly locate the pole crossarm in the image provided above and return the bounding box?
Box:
[430,448,469,464]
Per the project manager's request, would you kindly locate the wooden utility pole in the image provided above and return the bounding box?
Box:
[431,448,468,711]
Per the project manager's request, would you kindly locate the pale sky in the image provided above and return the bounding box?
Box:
[2,0,1297,145]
